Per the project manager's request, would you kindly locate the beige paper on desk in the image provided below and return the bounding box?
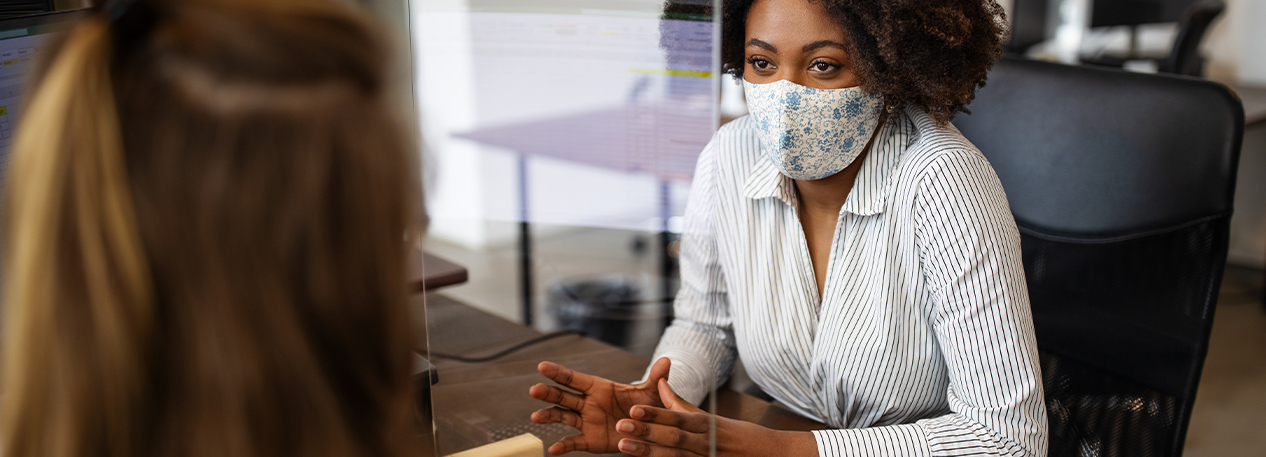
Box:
[444,433,543,457]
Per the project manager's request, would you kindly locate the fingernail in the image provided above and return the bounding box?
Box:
[630,407,643,419]
[617,421,634,433]
[619,440,641,453]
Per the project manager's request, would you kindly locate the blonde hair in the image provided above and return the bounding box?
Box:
[1,1,421,456]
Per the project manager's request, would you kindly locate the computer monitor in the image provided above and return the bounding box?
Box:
[0,9,86,175]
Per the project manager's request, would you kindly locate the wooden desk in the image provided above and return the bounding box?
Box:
[413,251,469,292]
[421,293,824,456]
[1231,85,1266,306]
[1231,84,1266,127]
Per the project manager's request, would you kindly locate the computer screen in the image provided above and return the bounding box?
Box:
[0,10,84,177]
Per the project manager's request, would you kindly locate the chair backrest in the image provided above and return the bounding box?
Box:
[1090,0,1202,28]
[953,57,1244,457]
[1164,0,1225,76]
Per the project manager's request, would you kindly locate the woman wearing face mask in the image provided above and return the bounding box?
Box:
[529,0,1046,456]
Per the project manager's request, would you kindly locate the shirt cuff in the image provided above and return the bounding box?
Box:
[811,423,932,457]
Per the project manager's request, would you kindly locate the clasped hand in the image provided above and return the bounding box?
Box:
[529,357,814,456]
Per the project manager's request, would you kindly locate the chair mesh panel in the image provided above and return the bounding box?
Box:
[1042,351,1180,457]
[1021,217,1228,457]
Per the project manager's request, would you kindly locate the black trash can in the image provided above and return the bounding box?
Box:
[548,277,644,349]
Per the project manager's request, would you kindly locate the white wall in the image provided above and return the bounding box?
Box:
[1233,0,1266,85]
[1198,0,1266,85]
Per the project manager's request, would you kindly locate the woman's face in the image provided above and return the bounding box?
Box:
[743,0,860,90]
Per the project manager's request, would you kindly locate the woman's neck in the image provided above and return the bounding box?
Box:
[794,150,867,216]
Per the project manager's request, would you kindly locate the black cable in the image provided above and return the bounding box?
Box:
[427,330,586,363]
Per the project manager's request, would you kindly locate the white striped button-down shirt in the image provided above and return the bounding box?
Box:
[649,106,1048,456]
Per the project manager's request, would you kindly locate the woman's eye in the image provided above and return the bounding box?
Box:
[810,60,838,73]
[747,58,773,70]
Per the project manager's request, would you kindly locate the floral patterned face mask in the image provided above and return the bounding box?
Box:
[742,79,884,180]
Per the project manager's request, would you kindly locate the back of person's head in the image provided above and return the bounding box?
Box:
[0,0,422,456]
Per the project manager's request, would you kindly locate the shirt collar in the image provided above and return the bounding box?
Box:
[744,108,918,216]
[743,156,799,206]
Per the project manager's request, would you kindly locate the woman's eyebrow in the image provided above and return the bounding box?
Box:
[745,38,777,52]
[803,40,848,52]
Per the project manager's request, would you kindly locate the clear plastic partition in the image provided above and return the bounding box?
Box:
[409,0,722,456]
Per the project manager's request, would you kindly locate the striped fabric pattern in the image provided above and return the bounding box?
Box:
[649,106,1048,456]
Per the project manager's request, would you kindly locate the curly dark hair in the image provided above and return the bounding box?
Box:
[709,0,1008,125]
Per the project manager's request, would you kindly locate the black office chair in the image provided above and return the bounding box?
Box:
[954,57,1244,457]
[1163,0,1225,76]
[1014,0,1225,77]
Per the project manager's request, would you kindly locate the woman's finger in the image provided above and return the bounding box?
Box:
[657,378,704,413]
[531,406,582,429]
[617,419,709,455]
[537,361,597,392]
[643,357,671,387]
[529,383,584,411]
[547,434,590,456]
[618,438,705,457]
[628,405,711,434]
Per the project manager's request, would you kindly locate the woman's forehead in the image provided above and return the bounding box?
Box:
[745,0,846,47]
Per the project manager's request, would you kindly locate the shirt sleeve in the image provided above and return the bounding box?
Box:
[641,136,738,405]
[812,150,1048,457]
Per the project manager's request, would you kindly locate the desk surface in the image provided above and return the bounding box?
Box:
[1233,84,1266,127]
[421,293,824,456]
[413,251,469,292]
